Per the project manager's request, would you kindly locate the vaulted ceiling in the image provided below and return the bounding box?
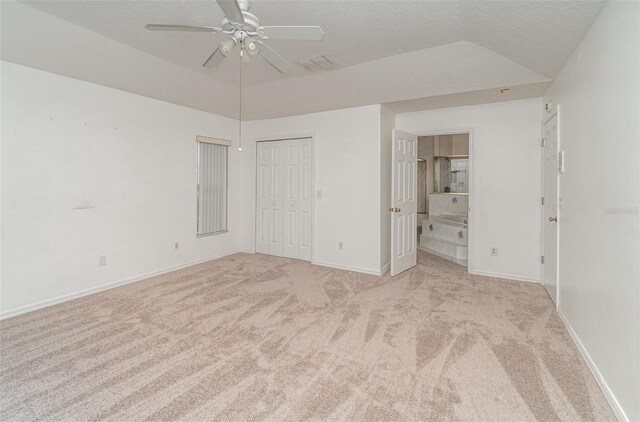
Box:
[1,0,605,119]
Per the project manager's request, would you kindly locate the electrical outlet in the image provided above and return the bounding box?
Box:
[490,247,498,256]
[98,255,107,266]
[174,241,180,250]
[338,241,344,250]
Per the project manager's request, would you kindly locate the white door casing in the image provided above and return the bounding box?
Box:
[391,129,418,276]
[256,138,312,261]
[542,113,559,304]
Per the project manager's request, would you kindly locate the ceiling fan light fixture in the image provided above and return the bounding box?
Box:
[219,38,237,56]
[243,36,260,56]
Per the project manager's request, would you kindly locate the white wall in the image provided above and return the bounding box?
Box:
[0,62,242,317]
[544,2,640,420]
[241,105,385,274]
[397,98,543,282]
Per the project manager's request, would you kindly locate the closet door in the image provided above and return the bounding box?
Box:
[283,139,312,261]
[256,142,284,256]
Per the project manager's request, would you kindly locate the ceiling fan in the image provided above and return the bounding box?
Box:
[146,0,324,73]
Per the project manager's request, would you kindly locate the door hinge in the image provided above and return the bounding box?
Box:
[541,256,545,264]
[541,197,545,205]
[542,137,546,147]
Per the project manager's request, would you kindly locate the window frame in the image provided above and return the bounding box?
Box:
[196,136,230,237]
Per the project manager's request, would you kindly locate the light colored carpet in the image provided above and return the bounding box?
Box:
[0,251,614,421]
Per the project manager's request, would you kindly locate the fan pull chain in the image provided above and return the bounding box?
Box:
[238,52,243,152]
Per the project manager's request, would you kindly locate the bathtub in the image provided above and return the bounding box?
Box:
[435,214,468,228]
[420,214,468,266]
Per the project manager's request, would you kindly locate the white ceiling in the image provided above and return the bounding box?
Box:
[1,0,605,119]
[243,41,552,119]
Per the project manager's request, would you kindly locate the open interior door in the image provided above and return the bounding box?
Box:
[542,113,559,304]
[391,129,418,276]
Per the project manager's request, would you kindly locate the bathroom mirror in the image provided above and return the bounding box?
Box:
[434,156,469,193]
[417,159,427,213]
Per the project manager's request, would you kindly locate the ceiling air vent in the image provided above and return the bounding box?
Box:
[297,55,334,72]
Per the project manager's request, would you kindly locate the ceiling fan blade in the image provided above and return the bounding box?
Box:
[146,24,223,33]
[258,26,324,41]
[203,48,226,68]
[258,42,293,73]
[216,0,245,24]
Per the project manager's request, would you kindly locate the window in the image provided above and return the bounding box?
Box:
[196,136,229,236]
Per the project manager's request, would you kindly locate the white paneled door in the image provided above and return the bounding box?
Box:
[256,142,284,256]
[542,113,559,304]
[256,138,312,261]
[391,129,418,276]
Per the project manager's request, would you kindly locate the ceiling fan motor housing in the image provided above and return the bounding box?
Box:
[222,11,260,37]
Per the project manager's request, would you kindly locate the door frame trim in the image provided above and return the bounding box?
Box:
[410,128,475,273]
[253,134,315,263]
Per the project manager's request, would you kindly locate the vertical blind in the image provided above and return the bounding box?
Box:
[197,137,229,236]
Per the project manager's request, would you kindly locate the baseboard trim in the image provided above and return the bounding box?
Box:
[468,269,540,284]
[0,250,243,320]
[557,310,628,422]
[380,262,390,276]
[312,260,382,276]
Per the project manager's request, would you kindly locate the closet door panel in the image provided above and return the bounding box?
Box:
[256,142,284,256]
[257,139,311,261]
[256,144,270,254]
[297,140,312,261]
[283,141,299,259]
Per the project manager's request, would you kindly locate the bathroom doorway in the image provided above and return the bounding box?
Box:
[417,132,471,267]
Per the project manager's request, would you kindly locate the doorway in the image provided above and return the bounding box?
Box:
[390,129,473,276]
[542,113,559,304]
[417,133,470,267]
[255,137,313,261]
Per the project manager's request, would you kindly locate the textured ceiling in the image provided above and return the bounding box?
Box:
[1,0,604,119]
[19,0,605,84]
[242,41,551,120]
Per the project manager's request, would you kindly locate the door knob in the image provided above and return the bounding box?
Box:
[389,208,394,212]
[395,208,401,212]
[548,216,557,222]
